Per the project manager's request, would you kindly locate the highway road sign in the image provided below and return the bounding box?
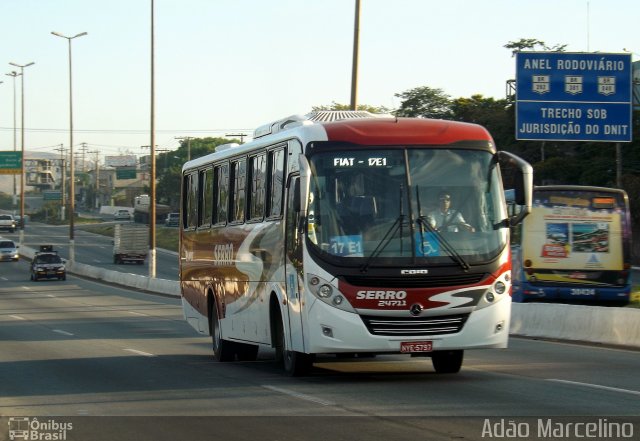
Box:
[516,52,633,142]
[0,151,22,174]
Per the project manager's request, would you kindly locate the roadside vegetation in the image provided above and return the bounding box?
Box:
[77,223,179,253]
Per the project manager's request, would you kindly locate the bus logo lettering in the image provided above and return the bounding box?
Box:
[356,290,407,300]
[401,269,429,275]
[333,157,355,167]
[214,243,234,266]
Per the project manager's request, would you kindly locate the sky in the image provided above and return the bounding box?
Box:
[0,0,638,163]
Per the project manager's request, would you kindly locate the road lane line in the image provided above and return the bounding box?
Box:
[10,315,25,320]
[128,311,149,316]
[262,385,335,406]
[0,277,7,281]
[548,379,640,397]
[124,348,156,357]
[53,329,74,336]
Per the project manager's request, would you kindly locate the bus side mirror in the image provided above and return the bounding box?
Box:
[497,151,533,226]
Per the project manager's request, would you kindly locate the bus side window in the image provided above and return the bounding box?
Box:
[230,158,247,223]
[214,163,229,225]
[201,167,214,227]
[267,148,285,218]
[248,153,266,221]
[186,171,198,229]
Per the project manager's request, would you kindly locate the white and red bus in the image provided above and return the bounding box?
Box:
[180,112,532,375]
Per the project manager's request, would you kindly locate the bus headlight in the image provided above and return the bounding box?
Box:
[318,284,333,298]
[307,273,356,313]
[476,272,511,310]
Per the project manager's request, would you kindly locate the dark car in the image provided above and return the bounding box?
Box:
[30,249,66,281]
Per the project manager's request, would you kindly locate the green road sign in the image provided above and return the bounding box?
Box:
[116,167,137,180]
[0,151,22,174]
[43,190,62,201]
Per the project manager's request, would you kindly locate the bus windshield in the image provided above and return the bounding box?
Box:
[307,147,508,267]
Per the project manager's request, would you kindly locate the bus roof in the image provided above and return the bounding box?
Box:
[183,115,495,172]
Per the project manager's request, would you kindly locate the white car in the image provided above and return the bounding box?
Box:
[114,209,132,221]
[0,239,19,261]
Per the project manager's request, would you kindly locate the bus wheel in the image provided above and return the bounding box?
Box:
[431,350,463,374]
[235,342,259,361]
[211,302,235,362]
[275,317,313,376]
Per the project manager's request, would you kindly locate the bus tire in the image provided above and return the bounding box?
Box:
[211,300,235,362]
[275,316,313,376]
[431,350,463,374]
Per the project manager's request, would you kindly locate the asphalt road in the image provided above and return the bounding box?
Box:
[13,221,179,281]
[1,260,639,440]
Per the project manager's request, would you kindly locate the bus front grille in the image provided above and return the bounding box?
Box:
[342,273,487,288]
[360,313,470,336]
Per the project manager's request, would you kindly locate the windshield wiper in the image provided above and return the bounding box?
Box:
[360,185,407,273]
[416,215,470,272]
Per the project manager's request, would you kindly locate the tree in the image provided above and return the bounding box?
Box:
[156,137,240,208]
[393,86,453,119]
[312,101,391,114]
[503,38,568,56]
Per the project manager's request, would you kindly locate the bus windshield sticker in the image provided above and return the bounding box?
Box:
[415,232,440,257]
[329,235,363,257]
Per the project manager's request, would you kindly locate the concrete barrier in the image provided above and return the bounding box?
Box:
[21,245,639,348]
[21,245,180,297]
[511,302,640,348]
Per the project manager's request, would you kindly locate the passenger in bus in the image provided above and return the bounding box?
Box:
[336,174,377,234]
[426,191,475,232]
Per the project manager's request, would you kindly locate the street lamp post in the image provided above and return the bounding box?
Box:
[8,61,35,248]
[52,31,87,264]
[5,71,21,207]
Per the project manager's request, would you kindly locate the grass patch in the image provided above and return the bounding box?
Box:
[78,223,179,253]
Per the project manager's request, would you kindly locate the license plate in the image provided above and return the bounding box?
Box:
[400,341,433,353]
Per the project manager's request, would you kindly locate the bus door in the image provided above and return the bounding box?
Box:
[284,175,306,352]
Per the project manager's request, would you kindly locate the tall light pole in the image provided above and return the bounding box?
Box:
[8,61,34,248]
[349,0,361,111]
[52,30,87,264]
[149,0,157,278]
[5,71,21,207]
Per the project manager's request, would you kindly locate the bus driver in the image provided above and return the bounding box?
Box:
[426,191,475,232]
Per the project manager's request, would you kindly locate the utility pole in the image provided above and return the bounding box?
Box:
[225,133,248,145]
[54,144,67,220]
[80,142,88,173]
[156,148,170,171]
[5,71,20,207]
[175,136,193,161]
[88,150,100,208]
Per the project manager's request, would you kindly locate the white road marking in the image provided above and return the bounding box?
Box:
[53,329,74,336]
[0,277,7,281]
[10,315,25,320]
[262,385,335,406]
[548,379,640,397]
[124,348,155,357]
[128,311,149,316]
[47,294,56,298]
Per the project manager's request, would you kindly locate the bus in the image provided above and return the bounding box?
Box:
[510,185,632,305]
[180,111,532,376]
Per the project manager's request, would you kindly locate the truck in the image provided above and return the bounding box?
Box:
[133,194,172,224]
[113,223,148,264]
